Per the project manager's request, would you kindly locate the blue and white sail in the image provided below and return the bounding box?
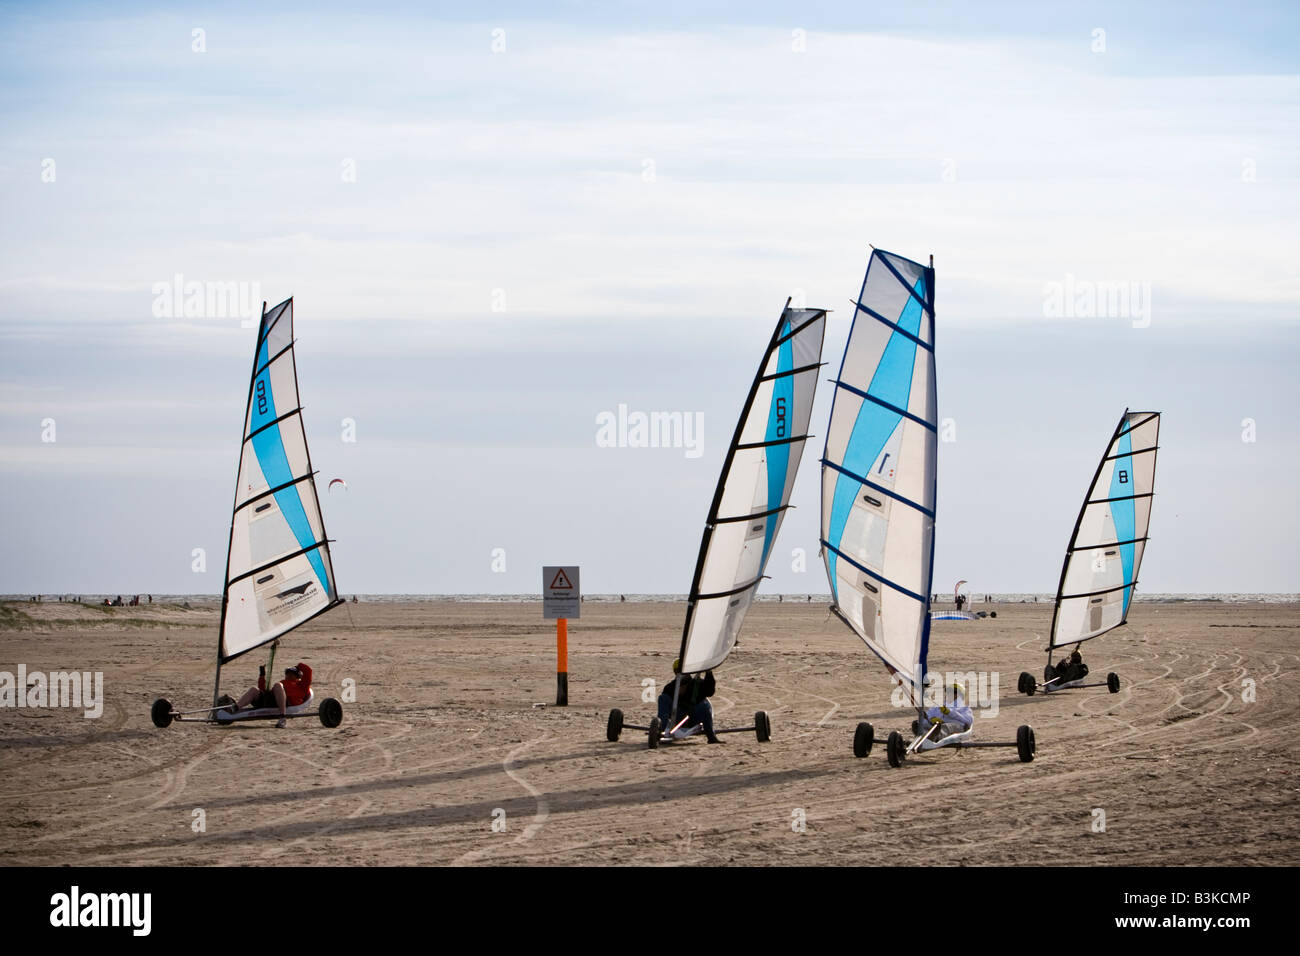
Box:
[821,250,937,697]
[219,298,341,663]
[678,303,827,673]
[1050,410,1160,649]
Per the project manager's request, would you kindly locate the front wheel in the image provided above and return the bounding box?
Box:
[1107,672,1121,694]
[1016,724,1036,763]
[853,722,874,758]
[754,711,771,743]
[319,697,343,728]
[151,698,173,729]
[606,708,623,742]
[886,730,907,768]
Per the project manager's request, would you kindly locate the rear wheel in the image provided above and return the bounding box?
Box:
[319,697,343,728]
[853,722,874,758]
[150,698,173,729]
[886,730,907,768]
[606,708,623,742]
[647,717,661,749]
[1021,673,1037,697]
[1107,672,1121,694]
[1017,724,1036,763]
[754,711,771,743]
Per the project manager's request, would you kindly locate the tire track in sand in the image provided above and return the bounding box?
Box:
[454,733,551,864]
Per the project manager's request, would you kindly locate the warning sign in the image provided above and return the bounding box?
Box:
[543,565,580,619]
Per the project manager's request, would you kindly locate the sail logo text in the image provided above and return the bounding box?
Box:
[596,404,703,459]
[49,886,151,936]
[0,665,103,718]
[151,274,262,324]
[1042,274,1151,328]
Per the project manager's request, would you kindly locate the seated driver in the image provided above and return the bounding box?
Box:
[919,680,973,741]
[657,659,720,743]
[233,662,313,728]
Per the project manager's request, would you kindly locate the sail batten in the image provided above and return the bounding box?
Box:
[1048,409,1161,650]
[676,304,828,674]
[820,249,937,696]
[218,298,340,665]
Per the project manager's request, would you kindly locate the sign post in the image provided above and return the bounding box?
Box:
[542,566,580,706]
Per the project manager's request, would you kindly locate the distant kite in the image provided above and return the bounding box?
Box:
[328,478,348,493]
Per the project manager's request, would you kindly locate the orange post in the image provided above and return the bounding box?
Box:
[556,617,568,706]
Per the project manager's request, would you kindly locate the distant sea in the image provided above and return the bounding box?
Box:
[6,593,1299,605]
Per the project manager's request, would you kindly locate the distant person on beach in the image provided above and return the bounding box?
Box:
[658,661,719,743]
[232,662,313,728]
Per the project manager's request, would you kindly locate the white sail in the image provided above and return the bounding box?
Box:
[821,250,937,695]
[219,298,340,663]
[678,304,827,673]
[1050,410,1160,649]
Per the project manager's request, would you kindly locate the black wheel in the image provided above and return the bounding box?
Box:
[755,710,771,743]
[1044,664,1057,682]
[648,717,661,749]
[911,719,922,736]
[319,697,343,728]
[1016,724,1036,762]
[1017,672,1032,695]
[989,611,997,618]
[151,697,173,729]
[886,730,907,768]
[1107,672,1121,694]
[853,722,874,758]
[606,708,623,742]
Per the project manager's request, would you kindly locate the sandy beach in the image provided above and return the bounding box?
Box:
[1,598,1296,866]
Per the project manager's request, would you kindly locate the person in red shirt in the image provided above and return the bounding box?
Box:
[233,662,313,728]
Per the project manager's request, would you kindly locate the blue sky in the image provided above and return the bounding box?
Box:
[1,1,1297,595]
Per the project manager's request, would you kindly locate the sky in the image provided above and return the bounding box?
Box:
[1,1,1297,596]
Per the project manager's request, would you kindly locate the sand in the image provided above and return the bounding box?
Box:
[1,598,1296,866]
